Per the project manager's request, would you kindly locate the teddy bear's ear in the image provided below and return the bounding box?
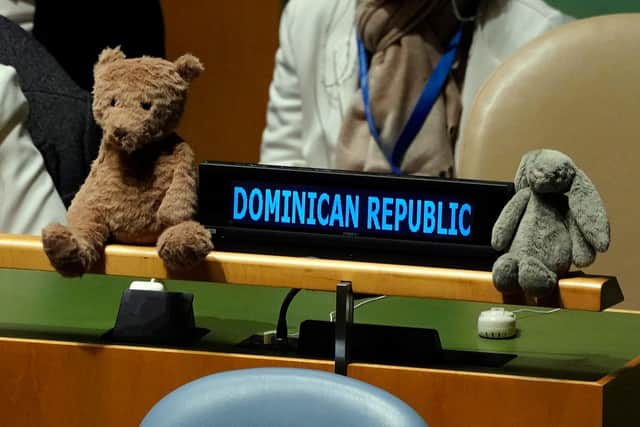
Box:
[97,46,126,65]
[174,54,204,82]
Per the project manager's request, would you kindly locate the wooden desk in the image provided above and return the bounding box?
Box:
[0,234,623,311]
[0,234,636,426]
[1,331,638,427]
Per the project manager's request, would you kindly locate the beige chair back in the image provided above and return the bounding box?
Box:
[458,14,640,308]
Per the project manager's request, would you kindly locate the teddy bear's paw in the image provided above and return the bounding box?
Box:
[157,221,213,271]
[492,254,521,294]
[42,224,90,277]
[518,256,558,298]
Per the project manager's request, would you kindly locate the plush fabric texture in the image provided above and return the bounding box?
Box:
[491,149,610,297]
[41,48,212,276]
[335,0,463,177]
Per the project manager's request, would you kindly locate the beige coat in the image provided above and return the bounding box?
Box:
[260,0,572,173]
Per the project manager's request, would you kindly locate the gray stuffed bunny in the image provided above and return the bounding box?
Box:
[491,149,610,297]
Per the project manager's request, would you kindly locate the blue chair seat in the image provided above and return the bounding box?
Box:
[141,367,427,426]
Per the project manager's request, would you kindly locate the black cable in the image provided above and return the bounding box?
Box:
[274,288,373,346]
[275,288,301,344]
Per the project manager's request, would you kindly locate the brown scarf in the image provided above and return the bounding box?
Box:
[335,0,462,177]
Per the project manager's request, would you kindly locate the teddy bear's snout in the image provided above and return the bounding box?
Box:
[113,127,128,140]
[109,127,141,153]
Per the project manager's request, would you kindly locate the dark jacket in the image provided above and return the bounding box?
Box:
[0,16,101,207]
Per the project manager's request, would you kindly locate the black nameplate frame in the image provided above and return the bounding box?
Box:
[198,162,514,270]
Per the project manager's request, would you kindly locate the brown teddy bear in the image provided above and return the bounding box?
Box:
[42,47,213,277]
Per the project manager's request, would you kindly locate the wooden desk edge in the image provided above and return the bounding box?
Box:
[0,233,622,311]
[0,336,334,367]
[0,336,625,427]
[0,336,610,387]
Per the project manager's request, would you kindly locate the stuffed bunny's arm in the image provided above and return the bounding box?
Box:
[491,187,531,251]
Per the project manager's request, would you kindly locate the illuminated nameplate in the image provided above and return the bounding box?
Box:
[198,162,514,270]
[230,183,472,240]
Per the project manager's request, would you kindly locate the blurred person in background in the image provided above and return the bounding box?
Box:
[32,0,165,90]
[0,0,34,31]
[0,1,166,233]
[0,61,67,234]
[260,0,572,176]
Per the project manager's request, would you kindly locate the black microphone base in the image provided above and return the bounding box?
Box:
[237,320,517,369]
[297,320,443,367]
[102,289,209,346]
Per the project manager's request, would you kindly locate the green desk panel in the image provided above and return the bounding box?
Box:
[1,268,639,382]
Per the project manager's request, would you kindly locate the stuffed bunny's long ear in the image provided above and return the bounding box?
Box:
[514,150,537,190]
[568,168,610,252]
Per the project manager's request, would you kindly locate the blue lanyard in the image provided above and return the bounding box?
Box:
[356,28,462,175]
